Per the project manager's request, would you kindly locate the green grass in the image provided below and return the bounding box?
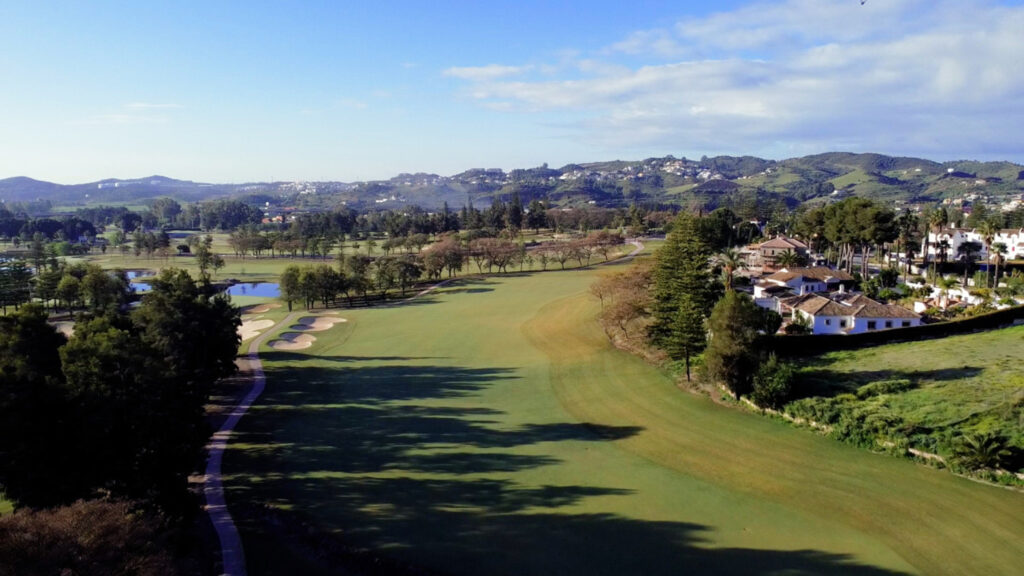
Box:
[0,497,11,516]
[224,264,1024,575]
[795,326,1024,454]
[828,168,874,189]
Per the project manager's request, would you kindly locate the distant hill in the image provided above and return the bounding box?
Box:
[3,152,1022,212]
[0,175,250,205]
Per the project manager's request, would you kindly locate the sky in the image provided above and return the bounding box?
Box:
[1,0,1022,184]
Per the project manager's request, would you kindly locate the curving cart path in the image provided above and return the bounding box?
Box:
[204,310,300,576]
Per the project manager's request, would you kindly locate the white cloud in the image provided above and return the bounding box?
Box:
[443,64,532,81]
[610,29,688,58]
[446,0,1024,159]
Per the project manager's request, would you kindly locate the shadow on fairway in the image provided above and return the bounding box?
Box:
[229,360,910,576]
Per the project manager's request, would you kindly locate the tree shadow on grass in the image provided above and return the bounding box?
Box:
[228,361,911,576]
[795,366,985,397]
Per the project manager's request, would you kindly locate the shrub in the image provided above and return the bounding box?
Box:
[0,499,181,576]
[751,355,795,409]
[855,379,914,399]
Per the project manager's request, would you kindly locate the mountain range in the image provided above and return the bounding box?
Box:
[3,152,1022,212]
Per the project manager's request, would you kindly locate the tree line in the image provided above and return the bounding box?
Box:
[278,230,628,311]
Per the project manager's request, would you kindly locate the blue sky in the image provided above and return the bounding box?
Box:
[1,0,1022,183]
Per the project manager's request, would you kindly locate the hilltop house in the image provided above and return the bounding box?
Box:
[784,292,921,335]
[756,236,809,270]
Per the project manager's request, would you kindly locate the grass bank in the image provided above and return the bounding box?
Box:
[790,326,1024,466]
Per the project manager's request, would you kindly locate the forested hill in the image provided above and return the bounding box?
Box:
[3,152,1022,211]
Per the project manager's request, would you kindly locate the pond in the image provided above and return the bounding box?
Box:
[226,282,280,298]
[131,281,151,292]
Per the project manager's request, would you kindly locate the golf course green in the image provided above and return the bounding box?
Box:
[225,262,1024,575]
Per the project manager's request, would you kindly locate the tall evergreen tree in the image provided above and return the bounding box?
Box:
[507,191,524,231]
[704,291,765,398]
[649,212,717,373]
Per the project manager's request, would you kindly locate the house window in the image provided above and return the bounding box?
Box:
[902,321,911,327]
[867,321,877,330]
[825,319,831,326]
[885,321,892,328]
[840,320,848,328]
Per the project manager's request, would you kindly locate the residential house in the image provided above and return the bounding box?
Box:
[785,293,922,335]
[756,236,809,270]
[753,267,854,299]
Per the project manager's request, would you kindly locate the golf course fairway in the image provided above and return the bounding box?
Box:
[225,264,1024,575]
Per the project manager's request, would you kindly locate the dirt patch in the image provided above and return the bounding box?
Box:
[242,303,283,314]
[239,319,276,342]
[268,332,316,351]
[289,316,347,332]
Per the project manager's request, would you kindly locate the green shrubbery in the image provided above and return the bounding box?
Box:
[785,392,914,451]
[855,379,914,399]
[750,355,794,409]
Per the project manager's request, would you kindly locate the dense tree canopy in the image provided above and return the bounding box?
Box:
[0,270,240,517]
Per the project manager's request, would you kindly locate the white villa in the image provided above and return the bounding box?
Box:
[753,267,855,299]
[784,292,922,335]
[927,226,1024,262]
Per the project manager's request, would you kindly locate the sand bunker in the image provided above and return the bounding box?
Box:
[52,321,75,337]
[243,303,282,314]
[239,319,275,341]
[267,332,316,351]
[289,315,348,332]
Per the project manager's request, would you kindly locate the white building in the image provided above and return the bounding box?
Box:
[785,293,922,335]
[927,227,1024,262]
[753,267,854,299]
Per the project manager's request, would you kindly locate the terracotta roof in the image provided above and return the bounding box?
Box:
[787,294,847,316]
[758,236,808,250]
[791,293,920,320]
[765,266,854,283]
[841,294,921,319]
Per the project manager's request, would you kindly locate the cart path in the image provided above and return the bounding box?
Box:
[204,309,300,576]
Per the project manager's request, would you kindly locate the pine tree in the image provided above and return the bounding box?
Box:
[665,293,706,381]
[649,212,716,352]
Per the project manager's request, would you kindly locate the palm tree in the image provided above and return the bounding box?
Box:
[775,250,802,269]
[991,242,1008,290]
[957,240,982,287]
[717,247,746,291]
[953,432,1011,471]
[937,239,950,266]
[977,220,998,288]
[925,208,948,269]
[935,275,959,310]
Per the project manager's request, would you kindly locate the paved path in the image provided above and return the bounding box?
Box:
[204,310,300,576]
